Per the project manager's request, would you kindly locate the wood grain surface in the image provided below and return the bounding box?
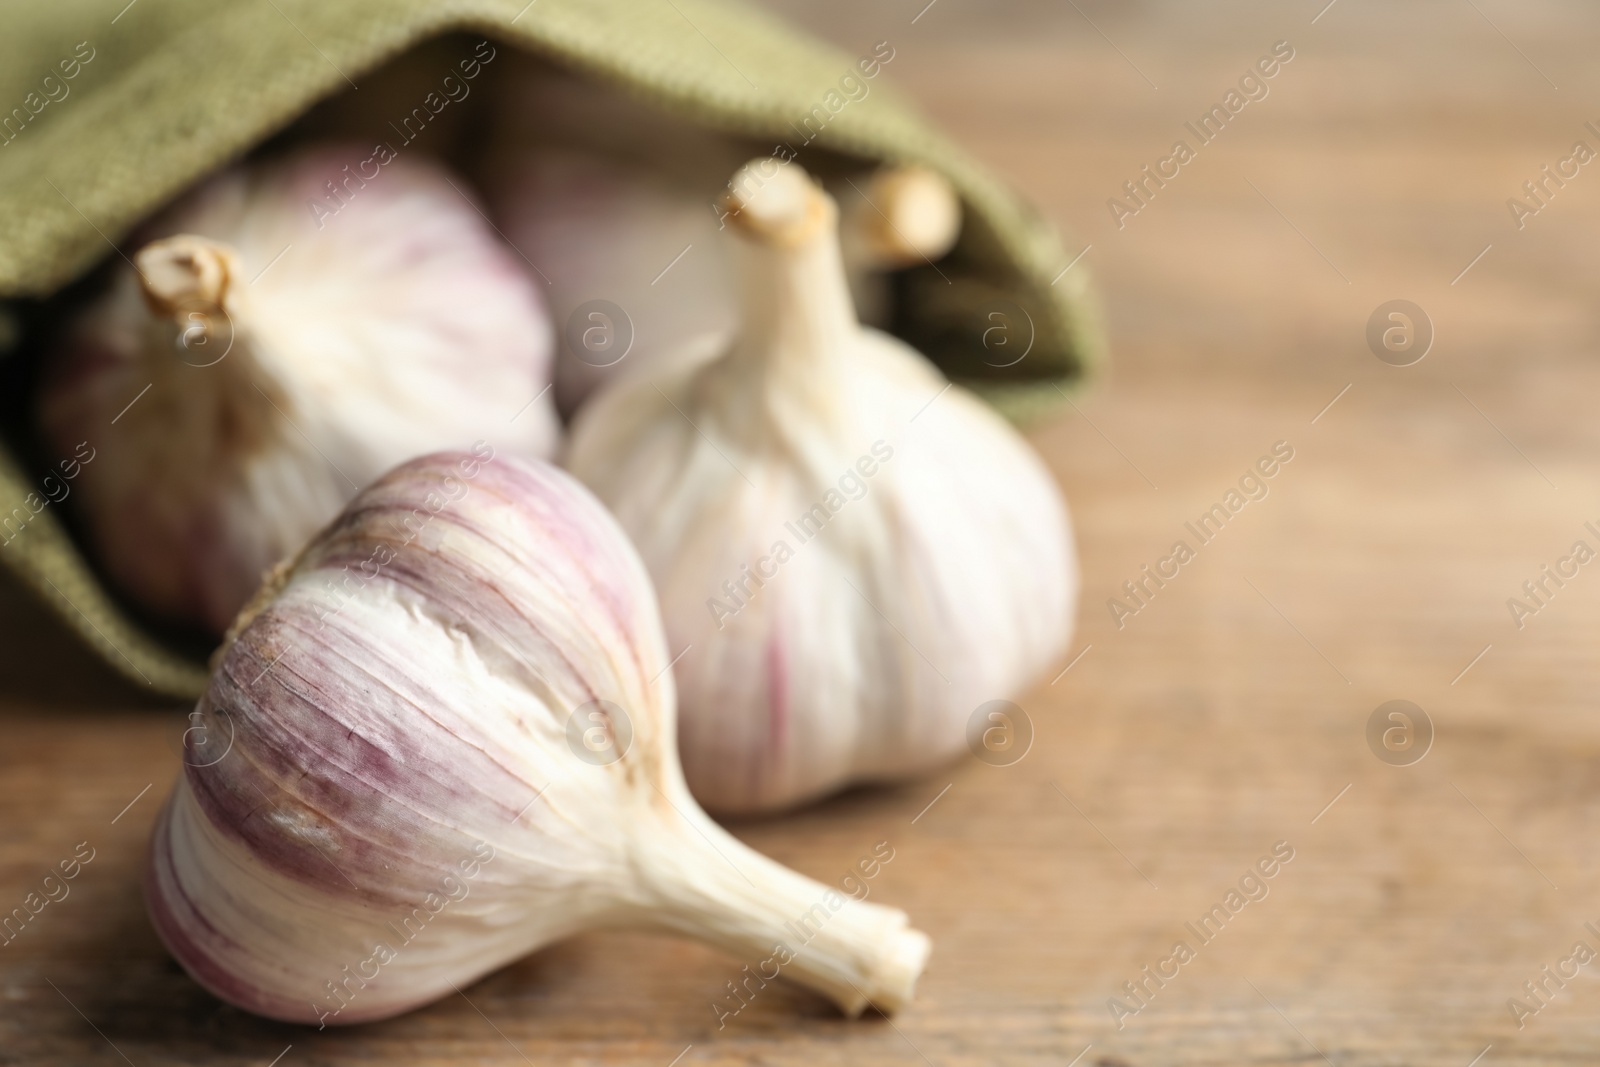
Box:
[8,0,1600,1063]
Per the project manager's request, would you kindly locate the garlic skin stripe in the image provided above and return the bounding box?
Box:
[145,451,930,1025]
[38,145,559,633]
[565,159,1076,814]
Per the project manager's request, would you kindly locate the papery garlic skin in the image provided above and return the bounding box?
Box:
[38,146,558,632]
[146,451,929,1025]
[565,160,1075,814]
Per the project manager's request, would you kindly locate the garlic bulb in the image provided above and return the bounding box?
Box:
[564,159,1075,814]
[145,450,930,1025]
[483,62,961,415]
[487,147,741,418]
[38,145,559,633]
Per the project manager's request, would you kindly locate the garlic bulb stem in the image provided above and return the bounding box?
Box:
[838,165,962,271]
[125,236,289,511]
[136,234,240,319]
[636,801,929,1015]
[132,233,281,430]
[719,165,857,421]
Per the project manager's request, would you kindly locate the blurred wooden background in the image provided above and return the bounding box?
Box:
[8,0,1600,1063]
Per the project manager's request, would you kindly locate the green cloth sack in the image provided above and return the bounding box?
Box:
[0,0,1103,698]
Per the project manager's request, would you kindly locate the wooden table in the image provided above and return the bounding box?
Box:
[8,0,1600,1062]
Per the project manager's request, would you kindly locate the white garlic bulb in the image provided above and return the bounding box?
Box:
[483,62,961,415]
[146,449,930,1025]
[486,147,741,418]
[38,145,559,633]
[564,160,1075,814]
